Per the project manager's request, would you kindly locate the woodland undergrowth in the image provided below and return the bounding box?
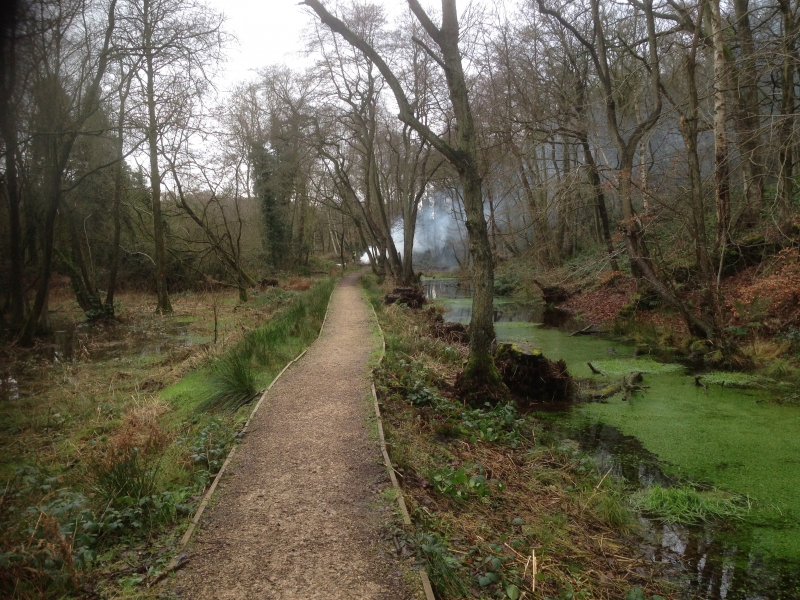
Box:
[0,277,335,599]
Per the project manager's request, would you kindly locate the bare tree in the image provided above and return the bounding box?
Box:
[17,0,118,345]
[304,0,503,390]
[537,0,719,339]
[119,0,226,313]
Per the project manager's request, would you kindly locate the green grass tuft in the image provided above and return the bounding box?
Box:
[195,277,336,413]
[631,484,750,525]
[198,349,258,412]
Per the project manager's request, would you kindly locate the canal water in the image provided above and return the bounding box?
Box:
[423,277,800,600]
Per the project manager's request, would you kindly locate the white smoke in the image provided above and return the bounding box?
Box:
[360,190,466,270]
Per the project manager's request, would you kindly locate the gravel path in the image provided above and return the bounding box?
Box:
[171,273,418,599]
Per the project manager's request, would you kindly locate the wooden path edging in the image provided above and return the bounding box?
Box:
[367,299,437,600]
[149,287,332,587]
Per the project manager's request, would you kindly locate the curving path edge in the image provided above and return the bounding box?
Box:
[170,273,419,600]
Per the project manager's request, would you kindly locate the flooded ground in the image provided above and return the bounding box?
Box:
[0,289,273,476]
[42,317,201,363]
[423,278,800,600]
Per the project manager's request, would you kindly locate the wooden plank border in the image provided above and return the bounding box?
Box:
[149,283,333,587]
[367,298,437,600]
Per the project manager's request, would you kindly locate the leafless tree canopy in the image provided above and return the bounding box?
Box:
[2,0,800,348]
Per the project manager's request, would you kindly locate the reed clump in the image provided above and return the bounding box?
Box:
[631,485,750,525]
[197,278,335,412]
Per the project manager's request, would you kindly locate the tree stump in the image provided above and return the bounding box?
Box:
[495,342,572,404]
[431,320,470,344]
[384,287,425,309]
[259,278,279,289]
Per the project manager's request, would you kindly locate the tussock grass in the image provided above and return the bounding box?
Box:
[198,349,258,412]
[196,277,335,412]
[631,485,750,525]
[88,398,170,506]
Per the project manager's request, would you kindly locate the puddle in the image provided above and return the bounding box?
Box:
[0,375,19,401]
[37,320,199,364]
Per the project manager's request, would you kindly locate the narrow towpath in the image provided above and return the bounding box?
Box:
[171,273,417,599]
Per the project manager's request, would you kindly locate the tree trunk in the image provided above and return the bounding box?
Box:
[462,171,499,385]
[732,0,764,223]
[67,211,103,315]
[778,0,795,230]
[708,0,732,254]
[579,134,618,270]
[105,73,130,316]
[19,163,60,344]
[0,0,24,328]
[1,121,25,327]
[144,0,172,314]
[401,187,420,285]
[678,14,724,333]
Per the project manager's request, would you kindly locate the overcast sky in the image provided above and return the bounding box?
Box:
[203,1,463,94]
[203,0,316,92]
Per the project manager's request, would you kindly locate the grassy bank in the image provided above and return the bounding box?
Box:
[361,275,670,600]
[0,277,335,598]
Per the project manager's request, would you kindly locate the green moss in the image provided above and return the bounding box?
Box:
[702,371,773,388]
[583,376,800,560]
[589,358,683,377]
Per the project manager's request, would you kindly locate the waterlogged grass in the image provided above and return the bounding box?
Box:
[701,371,774,388]
[164,277,336,414]
[589,358,684,377]
[631,485,750,525]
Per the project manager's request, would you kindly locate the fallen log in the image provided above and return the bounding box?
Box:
[571,324,600,336]
[591,371,647,401]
